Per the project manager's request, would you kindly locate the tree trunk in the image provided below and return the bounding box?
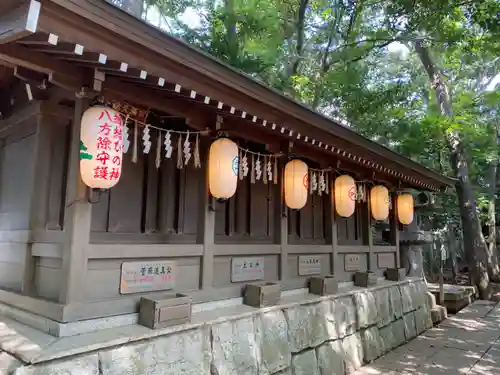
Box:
[486,124,500,281]
[223,0,238,66]
[414,39,491,299]
[290,0,309,76]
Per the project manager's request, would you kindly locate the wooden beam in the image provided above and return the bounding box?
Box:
[16,32,53,45]
[103,77,211,130]
[77,61,129,73]
[0,43,86,90]
[31,42,85,55]
[217,117,284,147]
[0,0,41,44]
[14,65,45,84]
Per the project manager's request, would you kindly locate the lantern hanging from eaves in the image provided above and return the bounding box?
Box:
[208,138,239,199]
[370,185,390,221]
[334,175,356,217]
[397,193,414,225]
[80,106,124,189]
[284,159,308,210]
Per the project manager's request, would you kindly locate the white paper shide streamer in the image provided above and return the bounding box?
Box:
[142,125,152,154]
[242,153,249,177]
[255,156,262,181]
[163,131,173,158]
[318,172,326,195]
[311,171,318,193]
[155,131,161,169]
[267,159,273,182]
[123,118,131,153]
[183,132,192,166]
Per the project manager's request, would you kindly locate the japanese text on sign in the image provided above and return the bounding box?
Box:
[94,109,123,182]
[298,255,322,275]
[344,254,362,271]
[231,257,265,282]
[120,261,177,294]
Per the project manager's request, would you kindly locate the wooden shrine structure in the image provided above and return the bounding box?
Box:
[0,0,453,323]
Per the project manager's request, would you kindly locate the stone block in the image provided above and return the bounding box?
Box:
[284,301,332,353]
[255,310,291,375]
[341,333,364,374]
[400,283,414,313]
[290,349,320,375]
[379,323,396,353]
[333,296,357,339]
[412,281,426,309]
[354,291,378,328]
[361,327,384,362]
[211,318,259,375]
[425,291,437,310]
[14,355,98,375]
[375,288,391,328]
[389,286,403,320]
[316,340,345,375]
[403,313,417,341]
[99,327,211,375]
[430,306,447,324]
[0,352,22,374]
[414,307,433,335]
[392,319,407,348]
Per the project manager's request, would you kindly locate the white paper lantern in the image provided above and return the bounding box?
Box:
[208,138,239,199]
[370,185,389,221]
[284,159,308,210]
[80,106,123,189]
[334,175,356,217]
[397,194,414,225]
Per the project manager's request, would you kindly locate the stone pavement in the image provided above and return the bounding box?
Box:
[353,300,500,375]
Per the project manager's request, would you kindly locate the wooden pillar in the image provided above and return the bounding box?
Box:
[200,145,215,289]
[330,178,338,275]
[22,103,52,294]
[277,160,288,281]
[367,193,374,272]
[59,95,91,304]
[390,194,401,268]
[23,102,72,295]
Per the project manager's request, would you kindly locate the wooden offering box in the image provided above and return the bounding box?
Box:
[243,282,281,308]
[139,293,192,329]
[386,268,406,281]
[354,271,378,287]
[309,275,338,296]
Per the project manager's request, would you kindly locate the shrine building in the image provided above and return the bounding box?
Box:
[0,1,454,374]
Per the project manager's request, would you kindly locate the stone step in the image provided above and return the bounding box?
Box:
[431,305,448,324]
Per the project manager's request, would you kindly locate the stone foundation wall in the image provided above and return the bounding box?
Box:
[6,279,433,375]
